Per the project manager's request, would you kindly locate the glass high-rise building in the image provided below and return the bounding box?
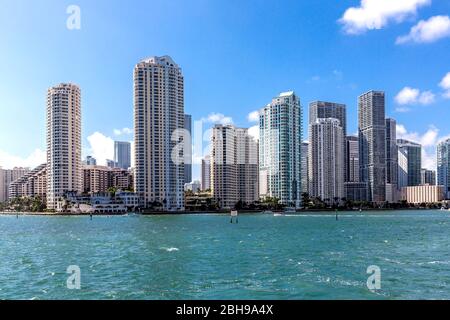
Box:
[397,139,422,187]
[134,56,185,211]
[345,136,359,182]
[46,83,82,210]
[114,141,131,169]
[259,91,302,208]
[386,118,398,202]
[358,91,386,203]
[437,139,450,199]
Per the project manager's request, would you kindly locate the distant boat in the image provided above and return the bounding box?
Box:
[274,213,284,217]
[231,210,238,217]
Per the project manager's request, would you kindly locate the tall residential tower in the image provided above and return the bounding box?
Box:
[259,91,302,207]
[46,83,82,210]
[134,56,185,211]
[309,118,344,205]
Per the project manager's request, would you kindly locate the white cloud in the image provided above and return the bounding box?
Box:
[114,127,133,136]
[201,113,233,125]
[396,15,450,44]
[86,132,114,166]
[397,124,439,169]
[440,72,450,98]
[339,0,431,35]
[248,125,260,141]
[247,110,260,123]
[395,87,435,106]
[0,148,46,170]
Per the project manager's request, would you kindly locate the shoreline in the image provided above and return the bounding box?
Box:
[0,207,440,217]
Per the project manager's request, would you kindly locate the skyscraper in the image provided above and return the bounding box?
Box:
[184,114,192,184]
[114,141,131,169]
[259,91,302,207]
[301,142,309,195]
[134,56,185,211]
[397,139,422,187]
[210,125,258,208]
[201,155,211,191]
[309,118,344,205]
[309,101,346,136]
[345,136,359,182]
[46,83,82,210]
[309,101,347,182]
[437,139,450,198]
[358,91,386,203]
[386,118,398,202]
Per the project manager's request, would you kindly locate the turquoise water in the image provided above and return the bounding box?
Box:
[1,210,450,300]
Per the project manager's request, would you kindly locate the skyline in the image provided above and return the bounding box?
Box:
[1,0,450,179]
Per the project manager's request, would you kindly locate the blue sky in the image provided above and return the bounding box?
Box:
[1,0,450,178]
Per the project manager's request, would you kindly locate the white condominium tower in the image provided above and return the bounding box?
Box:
[210,125,259,209]
[259,91,302,208]
[134,56,185,211]
[309,118,344,205]
[358,91,386,203]
[46,83,82,210]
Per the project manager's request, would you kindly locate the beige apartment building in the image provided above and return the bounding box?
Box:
[134,56,185,211]
[211,124,259,209]
[83,165,133,194]
[402,185,444,204]
[46,83,82,210]
[9,164,47,200]
[0,167,30,202]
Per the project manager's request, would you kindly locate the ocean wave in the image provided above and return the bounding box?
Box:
[160,247,179,252]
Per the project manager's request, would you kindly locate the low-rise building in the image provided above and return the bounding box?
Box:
[83,165,133,194]
[402,185,444,204]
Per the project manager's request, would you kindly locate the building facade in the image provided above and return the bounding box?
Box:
[301,142,309,195]
[134,56,185,211]
[9,164,47,200]
[114,141,131,170]
[346,136,360,183]
[358,91,386,203]
[201,155,211,191]
[0,167,30,202]
[46,83,82,210]
[85,156,97,166]
[402,185,444,204]
[184,114,192,184]
[386,118,398,202]
[309,118,344,205]
[83,165,133,194]
[211,125,259,208]
[397,139,422,187]
[259,91,302,207]
[437,139,450,199]
[421,169,436,186]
